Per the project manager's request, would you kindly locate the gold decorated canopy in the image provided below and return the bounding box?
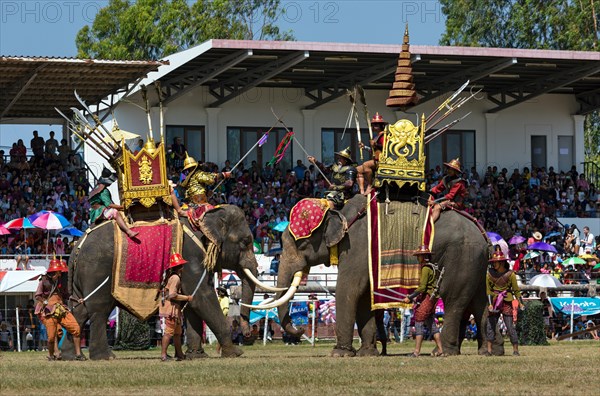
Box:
[374,115,427,191]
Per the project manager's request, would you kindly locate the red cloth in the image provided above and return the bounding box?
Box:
[431,178,467,201]
[289,199,329,240]
[414,294,438,322]
[124,224,173,283]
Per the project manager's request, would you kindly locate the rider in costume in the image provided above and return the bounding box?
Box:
[89,167,139,238]
[485,250,524,356]
[171,153,231,217]
[429,158,467,222]
[403,245,444,357]
[307,147,357,209]
[35,258,86,361]
[357,112,388,195]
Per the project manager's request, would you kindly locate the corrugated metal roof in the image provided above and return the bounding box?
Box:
[0,57,166,120]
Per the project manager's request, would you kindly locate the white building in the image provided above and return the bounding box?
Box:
[85,39,599,178]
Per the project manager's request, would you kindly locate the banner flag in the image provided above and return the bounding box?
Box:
[549,297,600,317]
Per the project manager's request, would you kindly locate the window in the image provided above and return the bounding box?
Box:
[321,128,370,165]
[166,125,205,162]
[227,127,292,171]
[531,135,547,170]
[426,130,475,172]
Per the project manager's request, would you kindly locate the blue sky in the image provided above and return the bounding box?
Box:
[0,0,446,145]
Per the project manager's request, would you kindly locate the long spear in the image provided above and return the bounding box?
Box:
[357,85,373,140]
[211,119,280,192]
[424,112,472,144]
[141,85,153,141]
[347,88,363,160]
[74,90,120,146]
[271,108,332,186]
[154,81,165,143]
[425,88,481,133]
[70,109,117,159]
[424,80,470,125]
[55,107,112,161]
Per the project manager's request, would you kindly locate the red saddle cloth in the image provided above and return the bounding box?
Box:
[112,220,182,320]
[289,199,330,240]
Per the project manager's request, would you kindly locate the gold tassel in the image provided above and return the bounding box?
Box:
[204,242,220,271]
[329,245,339,265]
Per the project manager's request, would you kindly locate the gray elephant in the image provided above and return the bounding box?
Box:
[62,205,260,360]
[270,194,489,356]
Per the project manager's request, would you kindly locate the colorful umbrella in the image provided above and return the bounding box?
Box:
[58,227,84,237]
[543,231,561,240]
[529,274,562,288]
[563,257,587,266]
[4,217,37,230]
[523,251,541,260]
[272,221,289,232]
[508,235,526,245]
[580,254,599,261]
[30,211,71,230]
[0,225,11,235]
[486,232,503,243]
[527,242,557,253]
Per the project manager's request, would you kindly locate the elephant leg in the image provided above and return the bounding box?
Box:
[88,309,116,360]
[191,290,242,358]
[184,313,209,359]
[331,276,360,357]
[356,295,379,357]
[440,300,469,355]
[60,303,89,360]
[470,297,488,355]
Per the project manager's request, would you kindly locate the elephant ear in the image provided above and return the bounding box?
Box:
[324,210,347,248]
[197,207,226,247]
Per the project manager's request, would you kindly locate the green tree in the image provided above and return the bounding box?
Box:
[440,0,599,163]
[76,0,293,60]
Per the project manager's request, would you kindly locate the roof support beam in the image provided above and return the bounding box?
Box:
[162,49,253,105]
[418,57,517,102]
[1,64,46,118]
[488,62,600,113]
[304,55,421,110]
[576,87,600,115]
[208,51,309,107]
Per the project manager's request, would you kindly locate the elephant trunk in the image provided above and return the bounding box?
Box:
[276,251,306,337]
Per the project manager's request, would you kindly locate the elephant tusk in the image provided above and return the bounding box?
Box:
[242,268,287,292]
[258,297,275,305]
[241,271,303,310]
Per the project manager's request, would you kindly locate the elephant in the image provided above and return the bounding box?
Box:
[61,205,261,360]
[271,194,490,357]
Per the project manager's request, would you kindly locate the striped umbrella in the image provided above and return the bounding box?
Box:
[30,211,71,230]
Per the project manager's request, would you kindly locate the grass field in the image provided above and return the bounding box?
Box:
[1,340,599,395]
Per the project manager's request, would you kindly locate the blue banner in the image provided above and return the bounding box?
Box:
[289,301,309,326]
[549,297,600,317]
[248,303,281,325]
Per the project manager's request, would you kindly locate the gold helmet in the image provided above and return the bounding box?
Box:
[183,152,198,172]
[334,147,355,163]
[443,158,462,173]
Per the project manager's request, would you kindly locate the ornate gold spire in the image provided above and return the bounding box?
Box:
[386,24,419,109]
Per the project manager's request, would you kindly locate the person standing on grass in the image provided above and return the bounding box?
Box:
[158,253,193,362]
[485,250,524,356]
[35,258,86,361]
[403,245,444,357]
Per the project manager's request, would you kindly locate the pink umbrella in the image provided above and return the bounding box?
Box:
[0,225,11,235]
[508,235,526,245]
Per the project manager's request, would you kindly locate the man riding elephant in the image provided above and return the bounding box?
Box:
[429,158,467,222]
[308,147,357,209]
[172,153,231,217]
[89,167,139,238]
[357,112,388,195]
